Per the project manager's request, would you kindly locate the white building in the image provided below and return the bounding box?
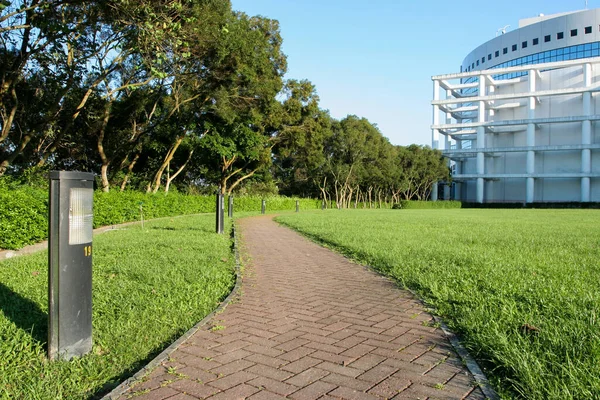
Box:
[431,9,600,203]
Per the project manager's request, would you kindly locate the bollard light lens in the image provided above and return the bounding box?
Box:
[69,188,93,245]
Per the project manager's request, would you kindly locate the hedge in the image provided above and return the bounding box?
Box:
[0,186,321,250]
[392,200,462,209]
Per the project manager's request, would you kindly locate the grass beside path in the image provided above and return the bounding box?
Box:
[0,214,235,399]
[276,209,600,400]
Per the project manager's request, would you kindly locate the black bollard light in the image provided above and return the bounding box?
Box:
[215,190,224,234]
[228,195,233,218]
[261,199,266,214]
[48,171,94,360]
[296,200,299,213]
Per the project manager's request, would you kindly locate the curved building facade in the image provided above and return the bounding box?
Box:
[431,9,600,203]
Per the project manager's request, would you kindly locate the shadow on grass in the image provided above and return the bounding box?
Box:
[0,282,47,345]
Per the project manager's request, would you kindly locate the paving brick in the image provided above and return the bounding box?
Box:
[285,368,331,387]
[177,354,221,371]
[328,386,381,400]
[315,361,363,378]
[340,344,376,359]
[131,387,179,400]
[308,350,352,365]
[367,376,412,398]
[321,373,374,392]
[245,364,294,381]
[348,354,386,371]
[289,381,338,400]
[245,353,288,369]
[210,340,251,354]
[278,346,316,362]
[211,349,253,365]
[168,379,221,398]
[281,356,322,374]
[173,367,218,383]
[275,337,310,352]
[243,335,282,348]
[244,344,284,358]
[208,383,260,399]
[248,376,299,396]
[357,363,398,383]
[304,341,346,355]
[248,390,288,400]
[210,359,255,377]
[209,371,259,390]
[179,345,220,359]
[327,329,359,341]
[333,335,367,351]
[300,333,338,345]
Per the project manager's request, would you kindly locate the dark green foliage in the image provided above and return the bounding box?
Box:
[232,196,321,212]
[392,200,462,209]
[93,191,215,227]
[0,181,47,250]
[0,183,321,250]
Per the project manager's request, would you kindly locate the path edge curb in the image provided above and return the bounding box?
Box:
[101,222,243,400]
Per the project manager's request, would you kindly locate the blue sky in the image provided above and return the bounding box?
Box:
[230,1,594,146]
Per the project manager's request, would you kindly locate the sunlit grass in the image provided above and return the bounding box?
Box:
[0,214,235,399]
[276,209,600,400]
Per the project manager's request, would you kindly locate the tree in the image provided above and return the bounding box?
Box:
[397,145,449,200]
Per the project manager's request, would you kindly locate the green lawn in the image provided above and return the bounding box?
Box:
[0,215,235,399]
[276,209,600,400]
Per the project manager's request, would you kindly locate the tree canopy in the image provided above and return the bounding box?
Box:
[0,0,448,202]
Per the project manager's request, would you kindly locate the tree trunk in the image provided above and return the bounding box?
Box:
[165,150,193,193]
[98,103,113,192]
[120,153,140,191]
[0,132,31,175]
[150,135,184,193]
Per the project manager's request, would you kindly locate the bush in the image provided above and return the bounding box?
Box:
[0,185,322,250]
[392,200,462,209]
[0,183,48,250]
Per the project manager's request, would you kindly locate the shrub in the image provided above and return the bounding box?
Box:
[0,185,322,250]
[0,184,48,250]
[392,200,462,209]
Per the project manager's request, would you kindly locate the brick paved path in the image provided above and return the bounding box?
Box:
[120,216,487,400]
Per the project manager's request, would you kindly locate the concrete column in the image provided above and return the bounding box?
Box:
[488,84,495,120]
[432,80,440,150]
[476,75,486,203]
[431,79,440,201]
[526,69,536,203]
[582,63,592,202]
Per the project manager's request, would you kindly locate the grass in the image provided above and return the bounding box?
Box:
[276,209,600,400]
[0,214,235,399]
